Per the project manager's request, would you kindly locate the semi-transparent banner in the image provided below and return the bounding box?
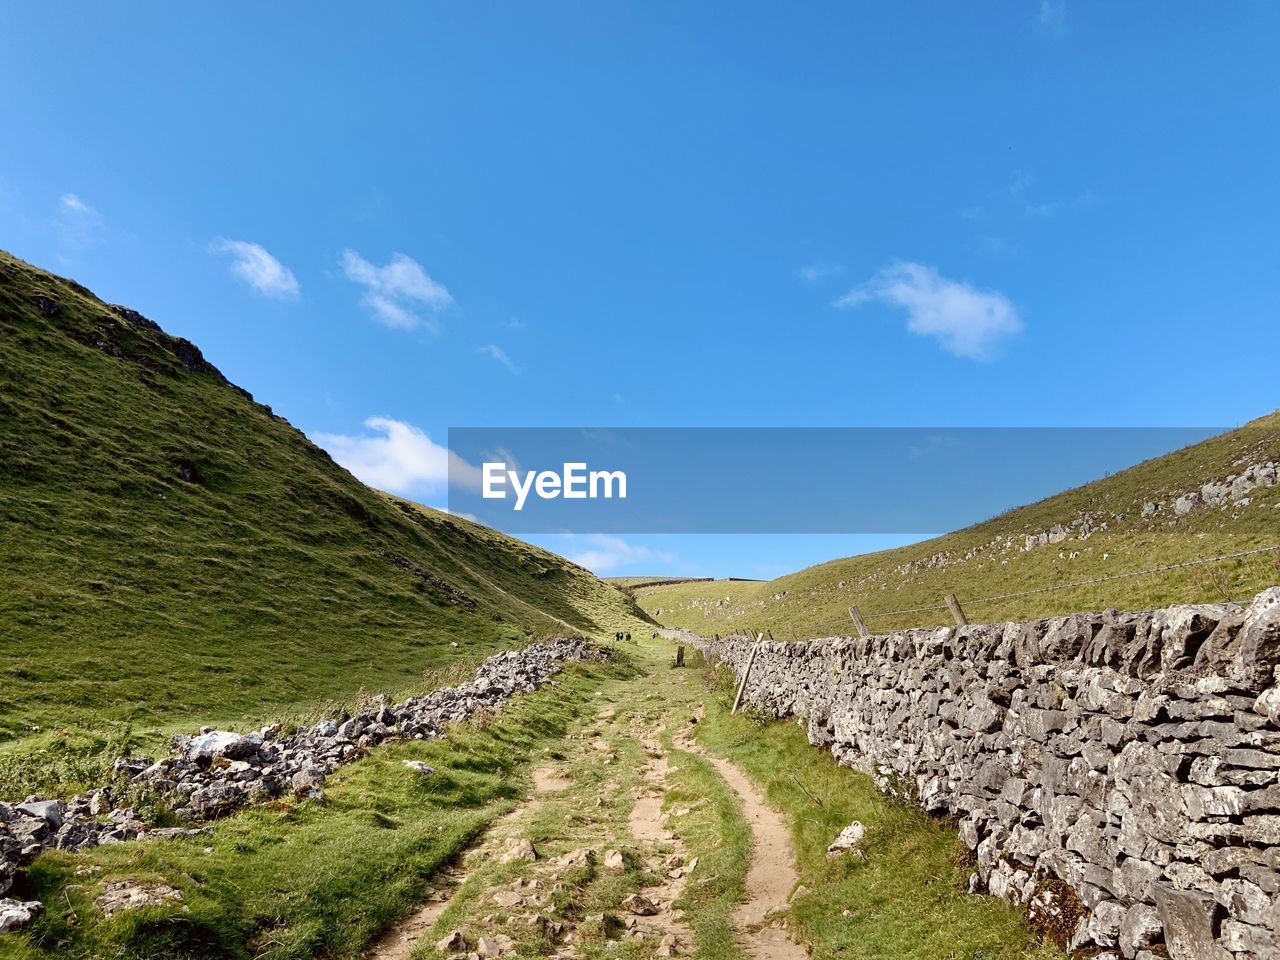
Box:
[446,427,1222,534]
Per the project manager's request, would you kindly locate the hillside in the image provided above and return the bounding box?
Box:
[635,414,1280,638]
[0,250,649,748]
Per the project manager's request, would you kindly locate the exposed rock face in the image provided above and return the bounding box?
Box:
[0,637,605,919]
[694,589,1280,959]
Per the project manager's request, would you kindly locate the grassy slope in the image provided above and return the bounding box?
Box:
[0,250,649,748]
[636,415,1280,638]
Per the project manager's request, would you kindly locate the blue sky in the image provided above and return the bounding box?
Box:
[2,3,1278,577]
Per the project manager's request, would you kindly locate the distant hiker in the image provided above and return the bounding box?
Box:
[625,632,631,643]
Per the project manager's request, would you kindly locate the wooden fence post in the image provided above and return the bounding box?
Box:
[675,645,685,667]
[731,632,765,715]
[945,593,969,626]
[848,605,870,638]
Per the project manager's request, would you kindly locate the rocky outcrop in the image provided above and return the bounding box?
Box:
[694,589,1280,960]
[0,637,605,929]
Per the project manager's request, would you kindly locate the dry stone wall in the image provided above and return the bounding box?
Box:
[694,588,1280,960]
[0,637,606,932]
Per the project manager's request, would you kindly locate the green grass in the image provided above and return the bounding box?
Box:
[1,657,629,960]
[0,250,650,762]
[636,416,1280,638]
[661,732,752,958]
[691,661,1061,960]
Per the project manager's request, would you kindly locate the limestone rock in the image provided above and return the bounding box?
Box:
[621,893,660,916]
[0,898,43,933]
[476,933,515,956]
[500,838,538,864]
[94,881,185,918]
[826,821,866,857]
[437,930,467,952]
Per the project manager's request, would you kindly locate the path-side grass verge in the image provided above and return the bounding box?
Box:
[662,731,751,960]
[692,666,1062,960]
[0,658,627,960]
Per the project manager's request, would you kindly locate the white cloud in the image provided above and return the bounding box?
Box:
[313,417,481,495]
[59,193,96,216]
[209,239,300,300]
[477,344,519,373]
[563,534,674,575]
[342,250,453,331]
[1038,0,1066,33]
[55,192,104,249]
[836,261,1022,360]
[1008,169,1035,195]
[794,261,845,283]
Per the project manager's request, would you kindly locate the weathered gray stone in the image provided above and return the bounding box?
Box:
[0,898,43,933]
[1119,902,1162,959]
[1221,919,1276,955]
[14,801,63,830]
[1217,878,1273,926]
[1148,885,1229,960]
[826,821,866,857]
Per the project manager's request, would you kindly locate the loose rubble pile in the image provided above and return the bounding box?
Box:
[0,637,605,932]
[695,588,1280,960]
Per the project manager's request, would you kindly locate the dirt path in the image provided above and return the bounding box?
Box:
[364,663,808,960]
[367,868,463,960]
[676,722,808,960]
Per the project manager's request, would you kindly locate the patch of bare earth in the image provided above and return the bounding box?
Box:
[533,766,574,793]
[367,867,465,960]
[676,723,808,960]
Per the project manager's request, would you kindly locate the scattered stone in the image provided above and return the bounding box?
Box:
[437,930,467,952]
[476,933,515,956]
[555,847,596,868]
[94,880,184,918]
[402,760,437,776]
[501,838,539,864]
[826,821,866,858]
[620,893,660,916]
[603,849,626,872]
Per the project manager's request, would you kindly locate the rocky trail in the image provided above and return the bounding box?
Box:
[363,668,808,960]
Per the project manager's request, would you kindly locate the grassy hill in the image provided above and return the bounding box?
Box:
[0,250,649,758]
[636,415,1280,638]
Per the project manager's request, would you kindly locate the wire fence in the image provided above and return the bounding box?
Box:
[733,542,1280,639]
